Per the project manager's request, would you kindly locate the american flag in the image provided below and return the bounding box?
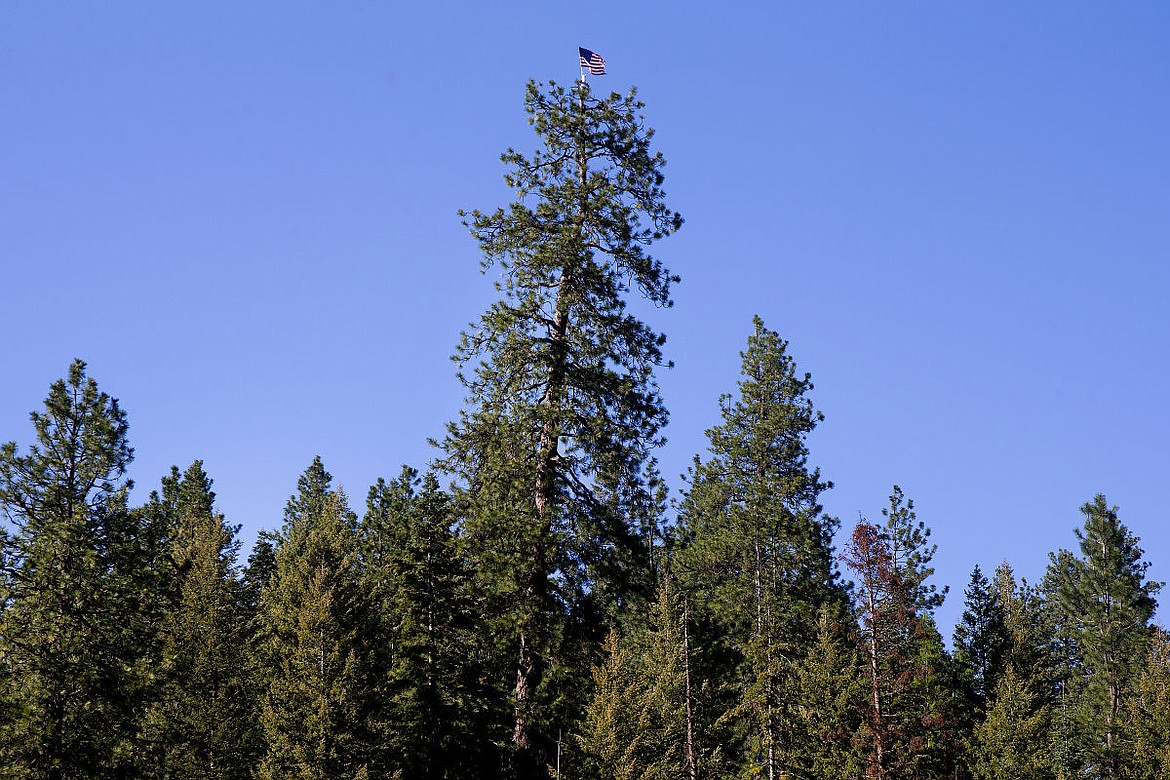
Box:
[579,47,606,76]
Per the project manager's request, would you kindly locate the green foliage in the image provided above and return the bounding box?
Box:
[953,565,1010,707]
[960,562,1060,779]
[255,459,380,780]
[361,467,493,779]
[1126,628,1170,780]
[442,78,681,777]
[674,316,843,778]
[789,605,866,780]
[575,578,696,780]
[7,80,1170,780]
[992,563,1057,692]
[970,664,1053,780]
[242,529,279,618]
[881,485,946,615]
[1046,495,1161,779]
[139,461,258,779]
[0,360,160,778]
[576,630,649,780]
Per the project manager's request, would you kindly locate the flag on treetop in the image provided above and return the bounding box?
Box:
[579,47,606,76]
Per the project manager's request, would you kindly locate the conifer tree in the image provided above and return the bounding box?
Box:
[0,360,161,778]
[970,665,1053,780]
[881,485,946,614]
[140,461,257,779]
[242,530,279,617]
[255,459,380,780]
[1045,547,1094,780]
[674,316,843,779]
[842,489,957,780]
[441,78,681,779]
[841,520,894,778]
[954,565,1010,708]
[1046,495,1160,780]
[965,563,1058,780]
[575,630,647,780]
[992,562,1055,690]
[1127,627,1170,780]
[361,467,487,778]
[789,605,866,780]
[576,576,696,780]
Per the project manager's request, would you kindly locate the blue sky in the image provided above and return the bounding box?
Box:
[4,3,1169,635]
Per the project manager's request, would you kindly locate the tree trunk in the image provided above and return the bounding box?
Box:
[683,598,699,780]
[864,581,885,780]
[509,263,570,778]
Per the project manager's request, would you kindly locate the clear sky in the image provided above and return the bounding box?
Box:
[4,2,1169,636]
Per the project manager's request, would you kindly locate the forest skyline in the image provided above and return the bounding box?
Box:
[4,3,1169,640]
[4,22,1170,771]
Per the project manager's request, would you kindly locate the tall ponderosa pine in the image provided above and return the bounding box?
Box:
[674,316,842,779]
[442,79,681,778]
[140,461,257,779]
[0,360,161,778]
[1047,495,1160,780]
[255,458,380,780]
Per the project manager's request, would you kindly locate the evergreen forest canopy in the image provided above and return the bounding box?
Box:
[1,80,1167,780]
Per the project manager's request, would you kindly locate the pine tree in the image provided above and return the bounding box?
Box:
[1045,549,1094,780]
[841,488,957,780]
[575,577,695,780]
[575,630,647,780]
[953,565,1010,707]
[1127,627,1170,780]
[242,530,279,617]
[441,78,681,779]
[881,485,946,615]
[841,520,894,779]
[0,360,161,779]
[361,467,487,779]
[789,604,866,780]
[992,562,1055,692]
[674,316,843,779]
[964,563,1059,780]
[255,459,380,780]
[1046,495,1160,780]
[969,665,1052,780]
[140,461,257,779]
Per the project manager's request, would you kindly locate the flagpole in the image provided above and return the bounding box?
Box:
[577,55,586,108]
